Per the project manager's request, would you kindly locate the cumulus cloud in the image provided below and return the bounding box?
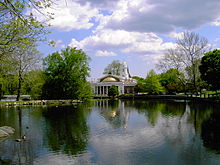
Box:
[99,0,220,33]
[31,0,101,31]
[74,0,119,10]
[68,29,175,62]
[95,50,117,57]
[32,0,220,33]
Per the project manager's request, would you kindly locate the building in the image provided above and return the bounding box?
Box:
[91,61,137,97]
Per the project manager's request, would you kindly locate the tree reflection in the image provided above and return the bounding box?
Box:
[0,106,45,164]
[43,103,91,155]
[187,102,213,133]
[130,100,186,126]
[201,105,220,152]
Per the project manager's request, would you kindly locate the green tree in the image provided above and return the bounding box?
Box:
[159,68,184,94]
[42,47,92,100]
[157,31,210,93]
[22,70,46,99]
[0,1,50,59]
[145,70,164,94]
[108,85,119,99]
[13,46,41,100]
[199,49,220,91]
[103,60,123,76]
[133,76,146,93]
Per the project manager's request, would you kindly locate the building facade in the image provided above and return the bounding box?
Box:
[91,62,137,97]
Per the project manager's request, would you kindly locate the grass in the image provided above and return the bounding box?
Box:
[0,101,29,105]
[201,90,220,95]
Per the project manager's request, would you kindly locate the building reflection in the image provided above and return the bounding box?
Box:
[93,100,130,129]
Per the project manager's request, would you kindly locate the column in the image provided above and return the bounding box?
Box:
[121,84,124,94]
[95,86,98,95]
[106,86,109,96]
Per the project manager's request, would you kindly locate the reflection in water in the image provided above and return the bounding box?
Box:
[0,100,220,165]
[201,106,220,152]
[43,104,91,155]
[93,100,130,129]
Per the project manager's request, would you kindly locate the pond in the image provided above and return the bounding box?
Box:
[0,100,220,165]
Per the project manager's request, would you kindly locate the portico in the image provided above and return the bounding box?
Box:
[91,62,137,97]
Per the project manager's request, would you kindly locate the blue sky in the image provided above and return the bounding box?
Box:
[35,0,220,79]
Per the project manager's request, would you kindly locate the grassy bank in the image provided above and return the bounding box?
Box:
[0,100,82,106]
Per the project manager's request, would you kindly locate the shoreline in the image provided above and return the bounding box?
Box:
[1,94,220,106]
[0,99,82,107]
[119,94,220,104]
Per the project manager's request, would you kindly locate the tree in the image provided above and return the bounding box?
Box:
[157,31,210,93]
[22,70,46,99]
[133,76,146,93]
[2,46,41,100]
[199,49,220,91]
[108,85,119,99]
[145,70,164,94]
[0,0,51,59]
[159,68,184,94]
[42,47,92,100]
[103,60,123,76]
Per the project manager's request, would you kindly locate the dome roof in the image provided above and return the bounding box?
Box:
[100,76,120,82]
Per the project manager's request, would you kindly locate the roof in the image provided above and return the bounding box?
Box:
[100,75,121,82]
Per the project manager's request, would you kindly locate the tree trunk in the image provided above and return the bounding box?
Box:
[16,71,22,101]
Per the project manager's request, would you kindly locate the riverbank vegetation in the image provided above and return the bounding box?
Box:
[133,33,220,97]
[0,1,220,101]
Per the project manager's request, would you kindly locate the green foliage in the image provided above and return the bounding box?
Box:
[22,70,46,99]
[133,76,146,93]
[159,68,183,94]
[108,85,119,99]
[103,60,122,76]
[200,49,220,91]
[0,0,50,59]
[157,31,209,92]
[145,70,164,94]
[42,47,92,100]
[0,74,18,95]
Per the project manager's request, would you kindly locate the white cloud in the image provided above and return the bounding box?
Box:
[32,0,101,31]
[95,50,117,57]
[32,0,220,34]
[99,0,220,33]
[168,32,184,40]
[212,17,220,26]
[69,29,176,61]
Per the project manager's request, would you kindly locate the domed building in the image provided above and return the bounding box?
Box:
[91,61,137,97]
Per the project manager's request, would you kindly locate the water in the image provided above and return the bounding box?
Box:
[0,100,220,165]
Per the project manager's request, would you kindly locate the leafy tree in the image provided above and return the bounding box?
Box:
[133,76,146,93]
[1,46,41,100]
[22,70,46,99]
[42,47,92,100]
[157,31,210,93]
[159,68,184,94]
[145,70,164,94]
[199,49,220,91]
[0,1,50,59]
[108,85,119,99]
[103,60,123,76]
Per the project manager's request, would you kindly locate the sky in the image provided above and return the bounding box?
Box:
[34,0,220,79]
